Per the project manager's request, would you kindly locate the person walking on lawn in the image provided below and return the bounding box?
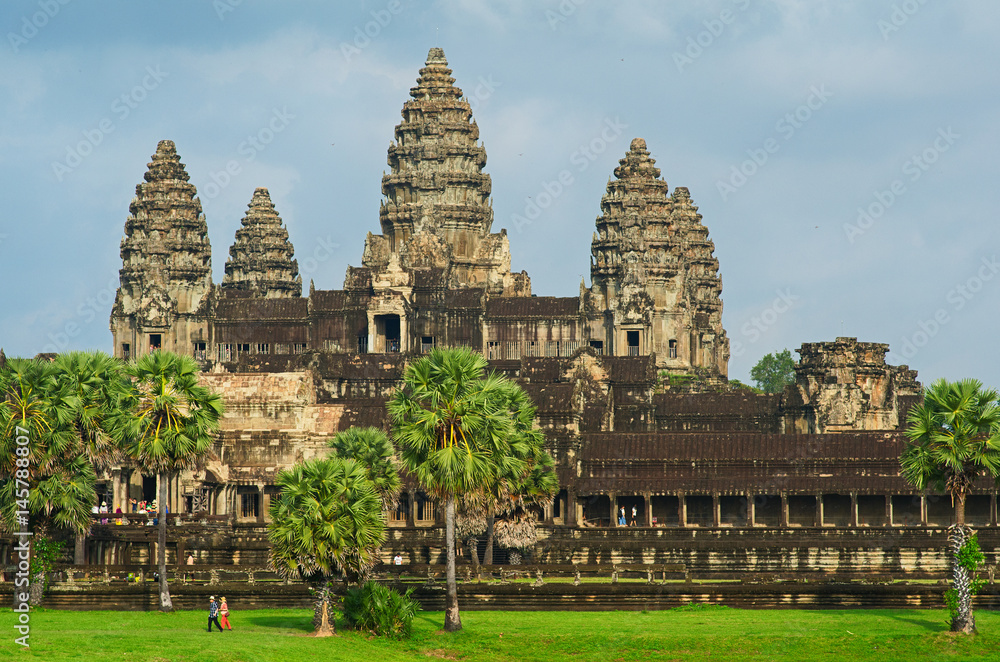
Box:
[219,597,233,630]
[208,596,223,632]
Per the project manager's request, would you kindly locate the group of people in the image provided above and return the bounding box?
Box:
[207,596,233,632]
[128,498,157,514]
[618,505,639,527]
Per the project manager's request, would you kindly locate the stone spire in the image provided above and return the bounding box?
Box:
[356,48,529,295]
[587,138,728,376]
[591,138,677,289]
[110,140,213,358]
[222,188,302,298]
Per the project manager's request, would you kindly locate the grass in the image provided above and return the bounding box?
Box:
[3,606,1000,661]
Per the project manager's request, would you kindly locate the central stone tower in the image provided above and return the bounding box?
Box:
[357,47,530,296]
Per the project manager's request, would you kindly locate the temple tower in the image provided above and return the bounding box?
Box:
[357,47,530,296]
[586,138,728,376]
[222,187,302,298]
[110,140,213,360]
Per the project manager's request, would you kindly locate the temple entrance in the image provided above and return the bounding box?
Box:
[374,314,401,353]
[142,475,157,503]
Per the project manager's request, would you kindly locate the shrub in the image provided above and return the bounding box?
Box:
[342,580,419,639]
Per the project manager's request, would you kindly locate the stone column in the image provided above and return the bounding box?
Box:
[407,491,416,527]
[748,493,756,527]
[566,487,577,528]
[112,469,122,513]
[816,493,824,527]
[920,495,927,526]
[679,493,687,528]
[644,491,653,527]
[609,491,618,527]
[780,494,789,528]
[886,494,893,527]
[850,492,858,528]
[256,483,266,525]
[712,494,721,527]
[991,493,998,526]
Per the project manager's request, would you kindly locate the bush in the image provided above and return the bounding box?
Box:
[342,580,419,639]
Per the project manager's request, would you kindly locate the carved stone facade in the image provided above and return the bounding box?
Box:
[782,337,921,434]
[98,48,998,566]
[586,138,728,375]
[110,140,212,361]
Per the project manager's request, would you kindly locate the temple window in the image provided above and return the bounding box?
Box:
[626,330,640,357]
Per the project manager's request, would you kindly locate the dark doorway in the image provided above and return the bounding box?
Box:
[148,334,161,351]
[142,475,157,502]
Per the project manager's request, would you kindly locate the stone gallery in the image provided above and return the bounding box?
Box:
[87,48,995,575]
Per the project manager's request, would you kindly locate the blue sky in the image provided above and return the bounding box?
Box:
[1,0,998,386]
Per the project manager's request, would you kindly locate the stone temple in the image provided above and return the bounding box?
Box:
[94,48,997,575]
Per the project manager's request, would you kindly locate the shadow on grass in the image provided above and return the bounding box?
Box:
[884,611,947,633]
[243,613,314,632]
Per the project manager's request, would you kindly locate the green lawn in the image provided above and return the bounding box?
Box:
[3,606,999,661]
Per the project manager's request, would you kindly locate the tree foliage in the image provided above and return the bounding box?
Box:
[901,378,1000,634]
[118,350,223,612]
[749,349,796,393]
[268,456,387,636]
[328,426,400,510]
[388,346,550,632]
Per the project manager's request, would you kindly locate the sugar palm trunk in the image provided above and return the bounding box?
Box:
[950,494,975,634]
[483,504,495,566]
[444,495,462,632]
[157,471,173,611]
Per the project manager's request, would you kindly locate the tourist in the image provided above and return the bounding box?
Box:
[115,507,123,525]
[393,553,403,565]
[208,596,223,632]
[99,501,108,524]
[187,553,195,566]
[630,505,637,527]
[618,506,626,526]
[219,597,233,630]
[130,498,137,513]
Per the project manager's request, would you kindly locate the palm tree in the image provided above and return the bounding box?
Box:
[119,351,223,612]
[268,457,386,636]
[901,378,1000,634]
[328,426,400,510]
[1,356,97,603]
[52,351,132,562]
[470,384,558,566]
[388,347,532,632]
